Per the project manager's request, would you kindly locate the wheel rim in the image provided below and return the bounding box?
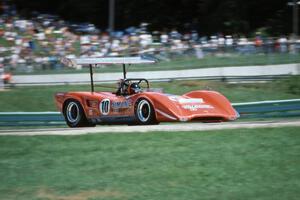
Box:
[66,102,79,123]
[137,100,151,122]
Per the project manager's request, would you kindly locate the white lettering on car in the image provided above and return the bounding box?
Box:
[168,96,203,104]
[182,104,214,111]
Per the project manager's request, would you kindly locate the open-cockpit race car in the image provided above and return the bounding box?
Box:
[55,56,239,127]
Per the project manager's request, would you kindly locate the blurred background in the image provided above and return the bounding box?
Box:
[0,0,299,75]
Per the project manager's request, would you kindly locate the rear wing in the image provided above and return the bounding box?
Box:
[60,56,157,93]
[61,56,156,67]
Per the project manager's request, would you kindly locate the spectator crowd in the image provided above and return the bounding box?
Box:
[0,1,300,73]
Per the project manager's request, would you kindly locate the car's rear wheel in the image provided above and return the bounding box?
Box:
[134,98,157,125]
[63,99,95,127]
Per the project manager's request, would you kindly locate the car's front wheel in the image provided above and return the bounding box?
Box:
[63,99,95,127]
[134,98,157,125]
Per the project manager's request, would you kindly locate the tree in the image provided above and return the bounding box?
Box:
[11,0,294,36]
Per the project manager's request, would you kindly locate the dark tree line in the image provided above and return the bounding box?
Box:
[11,0,295,36]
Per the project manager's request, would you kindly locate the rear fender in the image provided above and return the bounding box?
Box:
[61,95,89,117]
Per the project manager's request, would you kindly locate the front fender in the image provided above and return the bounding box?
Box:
[184,90,238,118]
[138,93,182,121]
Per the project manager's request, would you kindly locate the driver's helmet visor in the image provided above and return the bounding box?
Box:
[132,87,142,93]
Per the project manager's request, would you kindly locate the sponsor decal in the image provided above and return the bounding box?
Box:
[178,98,203,104]
[168,95,181,102]
[111,100,132,109]
[168,96,203,104]
[56,93,65,96]
[182,104,214,111]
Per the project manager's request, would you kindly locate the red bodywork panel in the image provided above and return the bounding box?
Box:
[2,73,12,83]
[55,90,239,124]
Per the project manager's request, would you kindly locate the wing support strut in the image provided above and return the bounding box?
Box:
[89,64,94,93]
[123,64,127,79]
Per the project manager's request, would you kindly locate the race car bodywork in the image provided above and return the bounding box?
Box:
[2,73,12,84]
[55,57,239,127]
[1,73,12,84]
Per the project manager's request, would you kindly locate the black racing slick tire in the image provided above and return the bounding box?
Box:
[134,98,157,125]
[63,99,95,128]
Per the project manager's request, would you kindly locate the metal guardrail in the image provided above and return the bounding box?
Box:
[233,99,300,119]
[0,99,300,127]
[0,112,65,127]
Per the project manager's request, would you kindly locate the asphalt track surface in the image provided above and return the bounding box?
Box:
[0,119,299,136]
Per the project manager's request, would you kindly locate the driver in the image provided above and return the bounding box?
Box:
[116,79,127,95]
[116,80,141,95]
[128,82,141,94]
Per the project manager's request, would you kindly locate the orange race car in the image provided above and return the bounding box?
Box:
[1,72,12,84]
[55,56,239,127]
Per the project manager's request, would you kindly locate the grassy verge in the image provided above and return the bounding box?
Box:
[0,127,299,200]
[1,77,300,112]
[10,53,300,75]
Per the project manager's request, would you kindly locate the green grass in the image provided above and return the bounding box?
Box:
[10,53,300,75]
[0,127,299,200]
[0,37,13,47]
[1,77,300,112]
